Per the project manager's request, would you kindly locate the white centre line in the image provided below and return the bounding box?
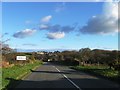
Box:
[53,66,82,90]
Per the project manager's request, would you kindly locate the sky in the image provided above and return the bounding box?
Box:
[1,1,119,51]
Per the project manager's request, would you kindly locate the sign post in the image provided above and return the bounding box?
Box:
[16,56,26,60]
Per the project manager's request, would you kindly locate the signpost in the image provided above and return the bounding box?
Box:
[16,56,26,60]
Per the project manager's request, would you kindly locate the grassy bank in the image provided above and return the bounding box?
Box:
[71,65,120,84]
[2,60,43,89]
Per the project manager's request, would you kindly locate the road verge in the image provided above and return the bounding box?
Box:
[2,60,43,90]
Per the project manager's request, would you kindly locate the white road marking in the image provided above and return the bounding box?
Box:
[63,74,81,89]
[53,66,82,90]
[52,66,55,68]
[55,67,61,72]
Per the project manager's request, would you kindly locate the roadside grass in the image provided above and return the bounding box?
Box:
[0,68,2,90]
[2,60,43,90]
[71,65,120,84]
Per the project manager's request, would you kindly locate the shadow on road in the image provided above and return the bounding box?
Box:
[5,78,77,90]
[4,77,120,90]
[30,69,70,74]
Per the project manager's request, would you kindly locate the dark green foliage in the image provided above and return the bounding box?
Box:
[47,48,120,71]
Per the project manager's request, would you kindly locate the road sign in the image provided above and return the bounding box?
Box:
[16,56,26,60]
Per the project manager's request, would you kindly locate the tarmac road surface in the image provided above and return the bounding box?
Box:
[14,62,120,90]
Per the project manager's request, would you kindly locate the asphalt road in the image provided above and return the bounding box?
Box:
[14,62,120,90]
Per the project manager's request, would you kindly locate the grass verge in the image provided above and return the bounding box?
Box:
[2,60,43,90]
[70,65,120,84]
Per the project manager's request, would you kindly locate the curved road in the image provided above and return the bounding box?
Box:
[14,62,120,90]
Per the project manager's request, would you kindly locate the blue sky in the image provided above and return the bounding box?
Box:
[2,2,118,50]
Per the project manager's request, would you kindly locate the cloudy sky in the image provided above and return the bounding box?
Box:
[2,1,119,50]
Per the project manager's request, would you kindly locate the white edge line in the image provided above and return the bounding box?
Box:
[53,66,82,90]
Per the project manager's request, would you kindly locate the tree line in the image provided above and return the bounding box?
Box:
[42,48,120,71]
[1,43,120,71]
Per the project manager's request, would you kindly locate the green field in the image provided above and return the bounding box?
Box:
[0,68,2,90]
[71,65,119,83]
[2,60,42,90]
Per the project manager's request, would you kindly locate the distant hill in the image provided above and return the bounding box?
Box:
[16,48,78,52]
[15,48,119,53]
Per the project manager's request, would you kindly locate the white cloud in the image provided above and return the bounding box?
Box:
[39,24,49,30]
[103,2,118,20]
[55,2,66,13]
[22,43,37,46]
[13,29,36,38]
[92,15,97,18]
[47,32,65,39]
[25,20,32,24]
[41,15,52,23]
[80,2,119,35]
